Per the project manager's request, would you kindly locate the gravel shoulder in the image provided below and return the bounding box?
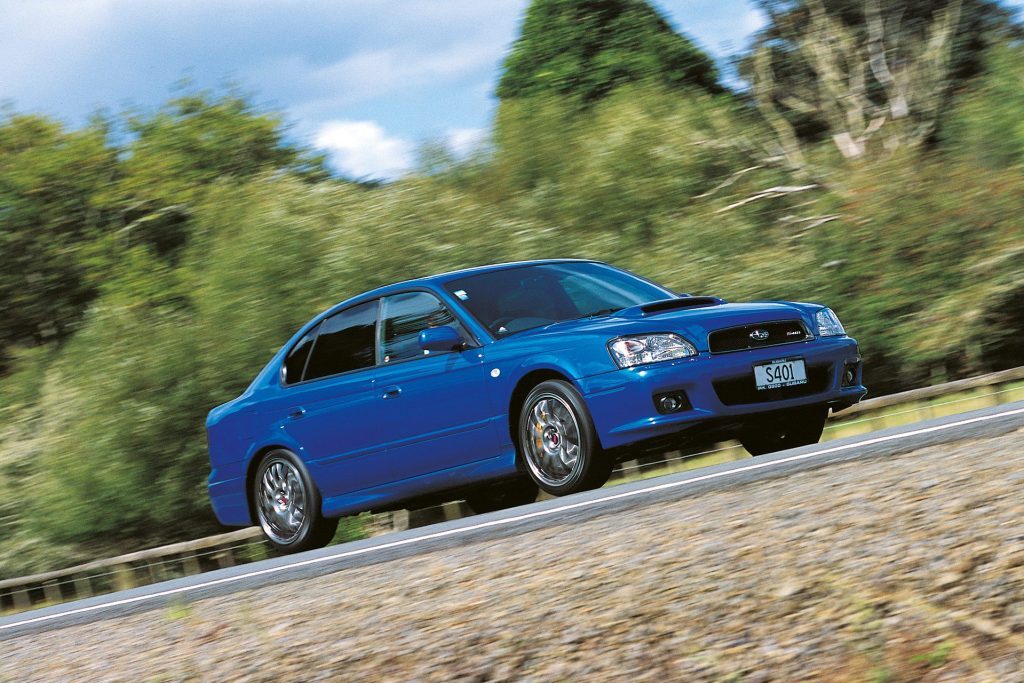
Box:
[4,429,1024,682]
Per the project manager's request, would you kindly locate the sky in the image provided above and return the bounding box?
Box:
[0,0,1014,180]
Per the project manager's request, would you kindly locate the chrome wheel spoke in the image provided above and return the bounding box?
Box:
[533,400,548,428]
[256,457,309,545]
[523,393,584,488]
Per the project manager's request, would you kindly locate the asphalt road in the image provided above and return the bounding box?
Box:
[3,401,1023,641]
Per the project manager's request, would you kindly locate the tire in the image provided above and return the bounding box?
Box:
[253,449,338,553]
[464,476,539,514]
[518,380,613,496]
[739,405,828,456]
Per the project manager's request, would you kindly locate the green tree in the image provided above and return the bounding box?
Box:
[0,89,331,371]
[30,179,341,545]
[497,0,720,104]
[0,112,118,360]
[110,87,328,258]
[943,41,1024,168]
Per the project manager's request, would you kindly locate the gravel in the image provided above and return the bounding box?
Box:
[4,429,1024,682]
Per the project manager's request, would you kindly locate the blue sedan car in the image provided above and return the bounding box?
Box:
[207,259,866,551]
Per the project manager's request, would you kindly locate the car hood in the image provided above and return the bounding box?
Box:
[507,299,821,353]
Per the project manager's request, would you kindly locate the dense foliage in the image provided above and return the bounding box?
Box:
[1,0,1022,576]
[498,0,720,103]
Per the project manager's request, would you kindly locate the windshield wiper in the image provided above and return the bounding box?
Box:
[574,307,621,320]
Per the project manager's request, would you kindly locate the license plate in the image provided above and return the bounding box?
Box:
[754,358,807,390]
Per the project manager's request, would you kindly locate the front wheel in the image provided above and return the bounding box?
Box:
[518,380,613,496]
[739,405,829,456]
[253,449,338,553]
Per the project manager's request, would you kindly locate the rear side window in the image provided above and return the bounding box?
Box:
[381,291,466,364]
[303,300,378,381]
[281,324,319,385]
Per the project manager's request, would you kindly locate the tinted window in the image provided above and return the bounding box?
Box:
[304,300,378,381]
[445,262,672,336]
[282,324,319,385]
[381,291,466,364]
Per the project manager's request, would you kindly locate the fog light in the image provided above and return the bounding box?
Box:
[654,390,691,414]
[842,361,860,387]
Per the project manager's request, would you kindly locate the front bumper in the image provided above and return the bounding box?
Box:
[577,336,866,450]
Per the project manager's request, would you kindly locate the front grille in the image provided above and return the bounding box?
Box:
[708,320,809,353]
[713,364,831,406]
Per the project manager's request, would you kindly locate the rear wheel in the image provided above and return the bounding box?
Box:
[740,405,828,456]
[518,380,613,496]
[464,476,539,514]
[253,449,338,553]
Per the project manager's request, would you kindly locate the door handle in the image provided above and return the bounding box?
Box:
[287,407,306,420]
[381,385,402,399]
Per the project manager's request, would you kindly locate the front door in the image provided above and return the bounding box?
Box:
[372,291,495,484]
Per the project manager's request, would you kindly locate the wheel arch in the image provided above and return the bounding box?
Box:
[507,368,578,453]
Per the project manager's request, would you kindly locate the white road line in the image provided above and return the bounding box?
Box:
[4,405,1023,633]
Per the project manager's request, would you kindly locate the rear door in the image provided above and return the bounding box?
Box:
[276,300,386,496]
[372,290,496,482]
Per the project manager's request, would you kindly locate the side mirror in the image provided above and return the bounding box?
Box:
[418,326,465,352]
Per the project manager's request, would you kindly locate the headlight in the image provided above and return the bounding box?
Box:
[815,308,846,337]
[608,333,697,368]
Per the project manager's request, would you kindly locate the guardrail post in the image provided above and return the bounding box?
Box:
[42,580,61,604]
[409,506,446,528]
[182,554,202,576]
[215,549,235,569]
[146,561,166,585]
[11,587,31,611]
[618,460,639,479]
[392,509,410,532]
[73,575,93,599]
[113,564,136,592]
[442,501,470,521]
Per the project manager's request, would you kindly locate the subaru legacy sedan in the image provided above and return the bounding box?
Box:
[207,260,865,551]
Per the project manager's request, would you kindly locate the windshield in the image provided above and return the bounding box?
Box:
[444,262,673,337]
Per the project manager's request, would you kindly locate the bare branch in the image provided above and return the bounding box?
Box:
[781,214,840,234]
[693,165,764,200]
[715,185,821,213]
[778,95,818,115]
[907,0,963,145]
[750,0,966,161]
[866,0,910,120]
[752,46,806,169]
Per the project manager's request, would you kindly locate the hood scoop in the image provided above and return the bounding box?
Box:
[619,296,726,318]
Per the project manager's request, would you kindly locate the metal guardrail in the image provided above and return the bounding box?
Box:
[834,366,1024,417]
[0,528,265,613]
[3,366,1023,615]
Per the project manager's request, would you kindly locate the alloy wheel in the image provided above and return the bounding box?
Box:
[522,393,583,487]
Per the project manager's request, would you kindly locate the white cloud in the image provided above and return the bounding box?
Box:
[256,38,505,115]
[741,8,767,37]
[446,127,487,157]
[315,120,413,180]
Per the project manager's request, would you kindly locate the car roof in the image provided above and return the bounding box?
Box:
[363,258,599,297]
[423,258,599,284]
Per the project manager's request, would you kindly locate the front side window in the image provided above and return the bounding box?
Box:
[381,291,466,364]
[303,300,378,381]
